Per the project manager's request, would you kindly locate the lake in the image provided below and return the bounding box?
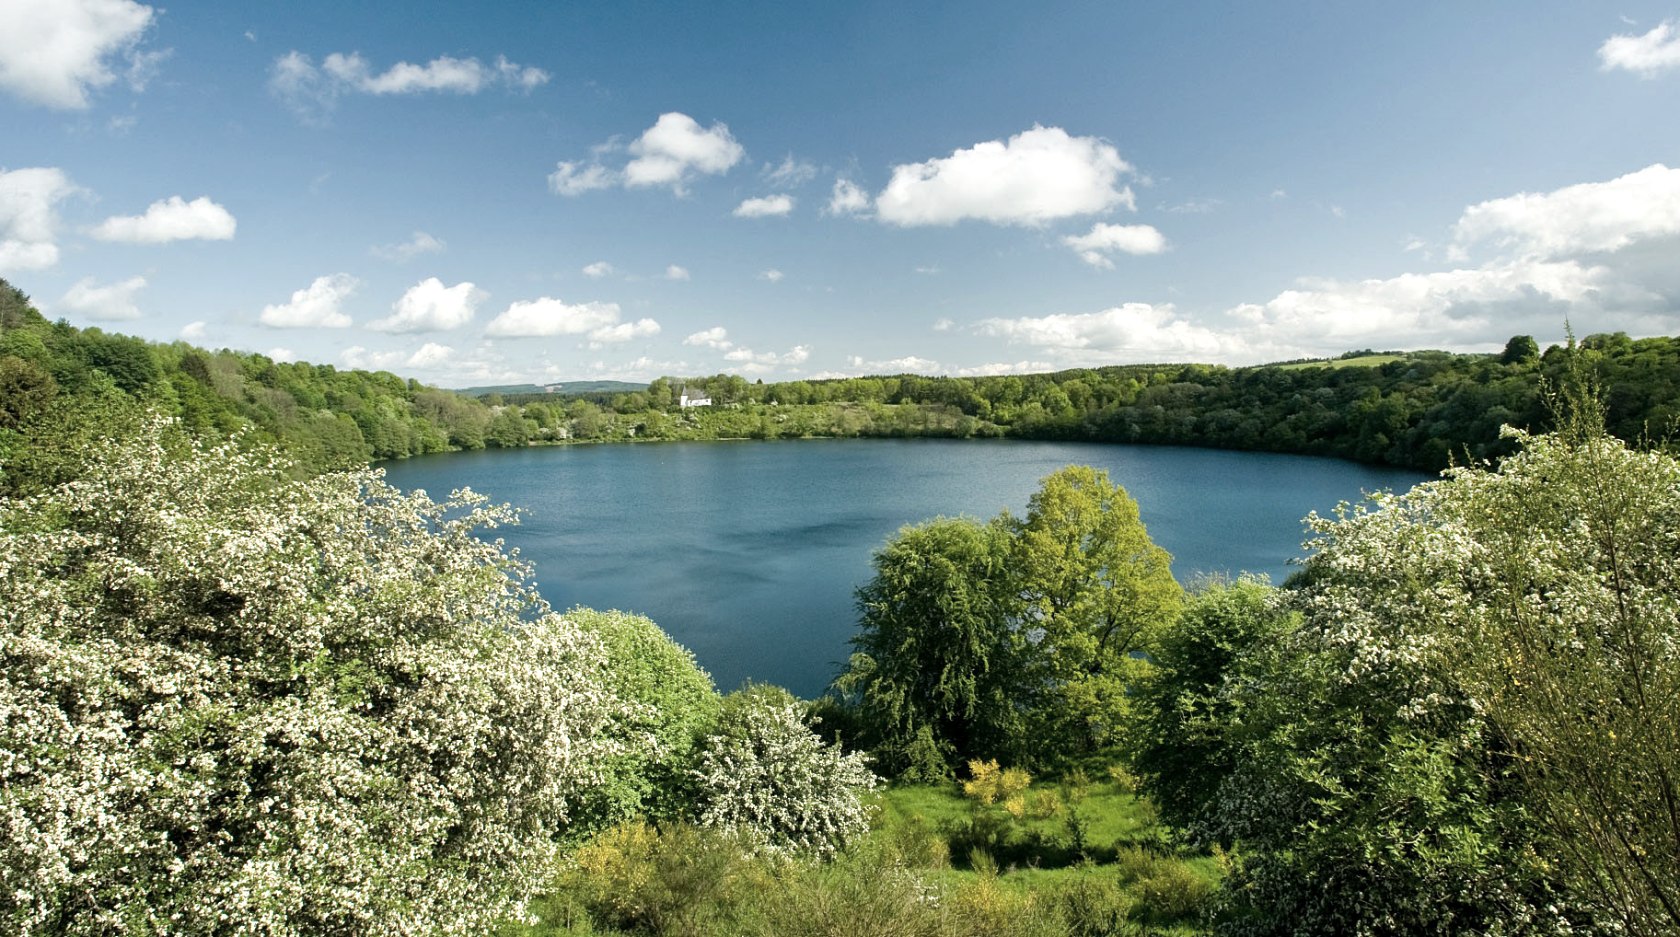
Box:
[380,439,1427,697]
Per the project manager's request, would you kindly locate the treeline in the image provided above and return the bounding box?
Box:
[6,275,1680,481]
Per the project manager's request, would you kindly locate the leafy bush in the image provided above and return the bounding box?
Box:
[0,417,627,935]
[690,685,878,858]
[566,608,720,829]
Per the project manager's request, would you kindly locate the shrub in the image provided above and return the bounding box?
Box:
[0,417,627,935]
[690,685,878,858]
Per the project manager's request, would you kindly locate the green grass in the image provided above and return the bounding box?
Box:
[506,775,1221,936]
[1273,353,1405,371]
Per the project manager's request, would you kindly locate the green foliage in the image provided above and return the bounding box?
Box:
[1129,577,1296,831]
[1013,466,1182,764]
[0,415,629,935]
[839,515,1025,776]
[839,467,1180,776]
[566,608,721,828]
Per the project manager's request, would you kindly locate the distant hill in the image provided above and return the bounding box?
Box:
[454,380,647,398]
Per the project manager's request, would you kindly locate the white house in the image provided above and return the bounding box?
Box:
[679,386,712,408]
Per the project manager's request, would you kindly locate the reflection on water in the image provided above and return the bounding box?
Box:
[381,438,1425,697]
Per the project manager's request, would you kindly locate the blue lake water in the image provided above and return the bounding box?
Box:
[380,439,1426,697]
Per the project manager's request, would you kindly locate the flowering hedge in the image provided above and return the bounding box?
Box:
[0,418,627,935]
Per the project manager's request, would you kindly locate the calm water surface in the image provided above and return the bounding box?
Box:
[381,439,1426,696]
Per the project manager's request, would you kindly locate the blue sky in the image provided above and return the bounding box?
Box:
[3,2,1680,386]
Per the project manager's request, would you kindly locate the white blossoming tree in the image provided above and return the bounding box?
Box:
[0,417,627,936]
[690,685,876,859]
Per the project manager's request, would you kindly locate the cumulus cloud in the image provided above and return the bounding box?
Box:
[875,126,1135,227]
[828,178,870,216]
[406,342,453,367]
[372,230,444,261]
[624,113,744,191]
[368,277,484,333]
[733,194,795,218]
[271,50,548,121]
[1226,260,1612,354]
[587,318,660,344]
[683,327,733,350]
[179,320,207,341]
[60,274,145,320]
[268,347,297,363]
[722,343,811,373]
[665,264,691,280]
[0,0,158,109]
[1599,20,1680,76]
[551,112,744,196]
[260,274,357,328]
[758,268,784,282]
[91,195,236,243]
[978,303,1253,364]
[0,167,78,272]
[484,295,658,344]
[1450,164,1680,259]
[582,260,615,278]
[1062,222,1167,268]
[342,342,455,371]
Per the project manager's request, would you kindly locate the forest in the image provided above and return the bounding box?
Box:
[3,275,1680,936]
[5,276,1680,486]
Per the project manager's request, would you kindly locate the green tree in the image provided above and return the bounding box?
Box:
[1128,576,1294,831]
[837,516,1025,778]
[1011,465,1182,764]
[1501,334,1540,365]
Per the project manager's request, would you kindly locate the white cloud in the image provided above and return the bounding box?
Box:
[587,318,660,344]
[733,194,795,218]
[60,274,145,320]
[1164,197,1222,214]
[916,266,942,275]
[551,113,744,197]
[1062,222,1167,268]
[623,113,744,192]
[722,343,811,373]
[0,0,157,109]
[763,155,817,187]
[406,342,454,367]
[91,195,236,243]
[665,264,691,281]
[582,260,615,278]
[933,318,955,331]
[483,296,654,344]
[1450,164,1680,259]
[1226,260,1611,354]
[875,126,1135,227]
[978,303,1253,363]
[260,274,357,328]
[270,50,548,121]
[758,269,784,282]
[1599,20,1680,76]
[950,360,1056,377]
[683,326,732,350]
[828,178,870,216]
[548,161,616,195]
[372,230,444,261]
[0,167,78,272]
[368,277,484,333]
[268,347,297,363]
[179,320,206,341]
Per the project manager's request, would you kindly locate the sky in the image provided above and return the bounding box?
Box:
[2,1,1680,387]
